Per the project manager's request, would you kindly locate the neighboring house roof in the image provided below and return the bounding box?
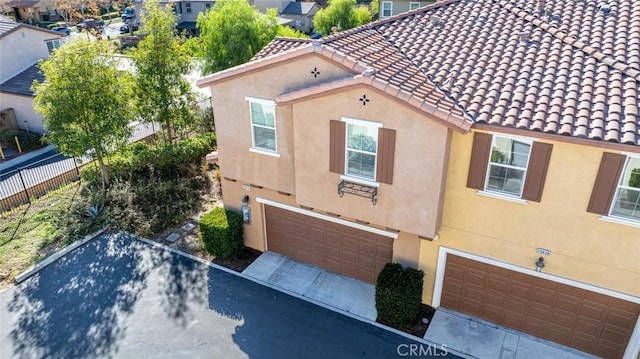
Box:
[281,1,317,15]
[5,0,39,7]
[202,0,640,146]
[0,14,62,38]
[0,64,43,96]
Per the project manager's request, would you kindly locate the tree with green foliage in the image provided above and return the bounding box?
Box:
[196,0,306,74]
[33,38,134,187]
[130,0,197,144]
[313,0,373,36]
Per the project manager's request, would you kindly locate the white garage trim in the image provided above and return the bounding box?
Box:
[432,246,640,359]
[256,197,398,239]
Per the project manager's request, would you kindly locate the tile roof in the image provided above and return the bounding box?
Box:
[249,0,640,146]
[0,15,20,37]
[0,64,43,96]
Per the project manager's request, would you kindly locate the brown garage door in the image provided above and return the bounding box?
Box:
[265,205,393,283]
[441,254,640,359]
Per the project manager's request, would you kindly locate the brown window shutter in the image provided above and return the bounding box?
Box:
[522,142,553,202]
[376,128,396,184]
[587,152,626,215]
[329,120,346,174]
[466,132,492,190]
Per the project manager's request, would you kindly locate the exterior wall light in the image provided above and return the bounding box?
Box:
[535,257,545,272]
[241,195,251,224]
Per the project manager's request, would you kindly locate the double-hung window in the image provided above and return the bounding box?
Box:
[381,1,393,17]
[246,97,277,153]
[485,136,531,197]
[467,132,553,202]
[589,153,640,224]
[345,120,379,181]
[185,2,192,13]
[329,118,396,185]
[45,39,60,54]
[611,157,640,220]
[409,2,420,10]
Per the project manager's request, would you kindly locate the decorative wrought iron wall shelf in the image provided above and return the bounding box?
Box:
[338,180,377,205]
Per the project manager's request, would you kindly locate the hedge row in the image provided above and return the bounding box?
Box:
[80,132,216,186]
[375,263,424,328]
[0,130,45,152]
[199,207,244,260]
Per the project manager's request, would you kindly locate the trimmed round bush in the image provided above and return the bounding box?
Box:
[375,263,424,328]
[199,207,244,260]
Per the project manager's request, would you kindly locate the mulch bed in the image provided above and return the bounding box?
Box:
[378,304,437,338]
[210,247,263,272]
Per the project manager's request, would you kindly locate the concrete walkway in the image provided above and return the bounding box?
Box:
[425,309,597,359]
[242,252,377,320]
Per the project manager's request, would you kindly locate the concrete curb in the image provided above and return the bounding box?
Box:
[134,236,473,359]
[14,228,107,284]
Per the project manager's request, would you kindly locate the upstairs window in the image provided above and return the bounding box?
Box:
[346,121,379,181]
[205,2,212,9]
[246,97,277,153]
[185,2,192,12]
[45,39,60,54]
[467,132,553,202]
[409,2,420,10]
[381,1,393,17]
[330,118,396,185]
[589,153,640,222]
[486,136,531,197]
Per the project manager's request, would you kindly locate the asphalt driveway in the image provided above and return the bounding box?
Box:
[0,232,457,359]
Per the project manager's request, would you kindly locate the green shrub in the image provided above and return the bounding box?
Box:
[0,130,45,152]
[199,207,244,260]
[375,263,424,328]
[80,133,217,187]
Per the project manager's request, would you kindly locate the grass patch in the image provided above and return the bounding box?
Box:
[0,183,83,289]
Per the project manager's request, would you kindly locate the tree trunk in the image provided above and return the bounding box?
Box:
[96,152,110,187]
[165,119,173,144]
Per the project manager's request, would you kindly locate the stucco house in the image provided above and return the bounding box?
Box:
[0,14,62,134]
[280,1,318,34]
[379,0,437,18]
[198,0,640,358]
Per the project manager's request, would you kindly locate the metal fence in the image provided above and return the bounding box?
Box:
[0,122,159,213]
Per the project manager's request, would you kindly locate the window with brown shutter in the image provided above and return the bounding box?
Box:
[376,128,396,184]
[466,132,492,190]
[587,152,626,215]
[522,142,553,202]
[329,120,345,173]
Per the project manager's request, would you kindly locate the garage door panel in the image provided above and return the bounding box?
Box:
[265,205,393,284]
[440,254,640,359]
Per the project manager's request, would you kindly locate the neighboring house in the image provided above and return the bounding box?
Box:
[379,0,436,18]
[198,0,640,358]
[132,0,213,34]
[4,0,42,23]
[280,1,318,33]
[0,14,62,134]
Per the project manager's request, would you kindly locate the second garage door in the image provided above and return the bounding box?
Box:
[264,205,393,283]
[441,254,640,359]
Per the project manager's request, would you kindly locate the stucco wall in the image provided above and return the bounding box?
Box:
[290,86,451,238]
[419,130,640,304]
[222,178,421,268]
[0,93,45,134]
[0,27,58,83]
[209,55,354,195]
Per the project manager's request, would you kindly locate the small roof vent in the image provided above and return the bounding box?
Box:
[362,67,376,77]
[430,15,443,27]
[516,31,531,43]
[598,2,611,14]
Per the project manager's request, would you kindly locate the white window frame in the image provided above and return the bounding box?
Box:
[608,155,640,223]
[483,134,533,198]
[342,117,382,185]
[381,1,393,17]
[185,2,192,13]
[246,96,278,155]
[45,39,60,53]
[409,2,420,10]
